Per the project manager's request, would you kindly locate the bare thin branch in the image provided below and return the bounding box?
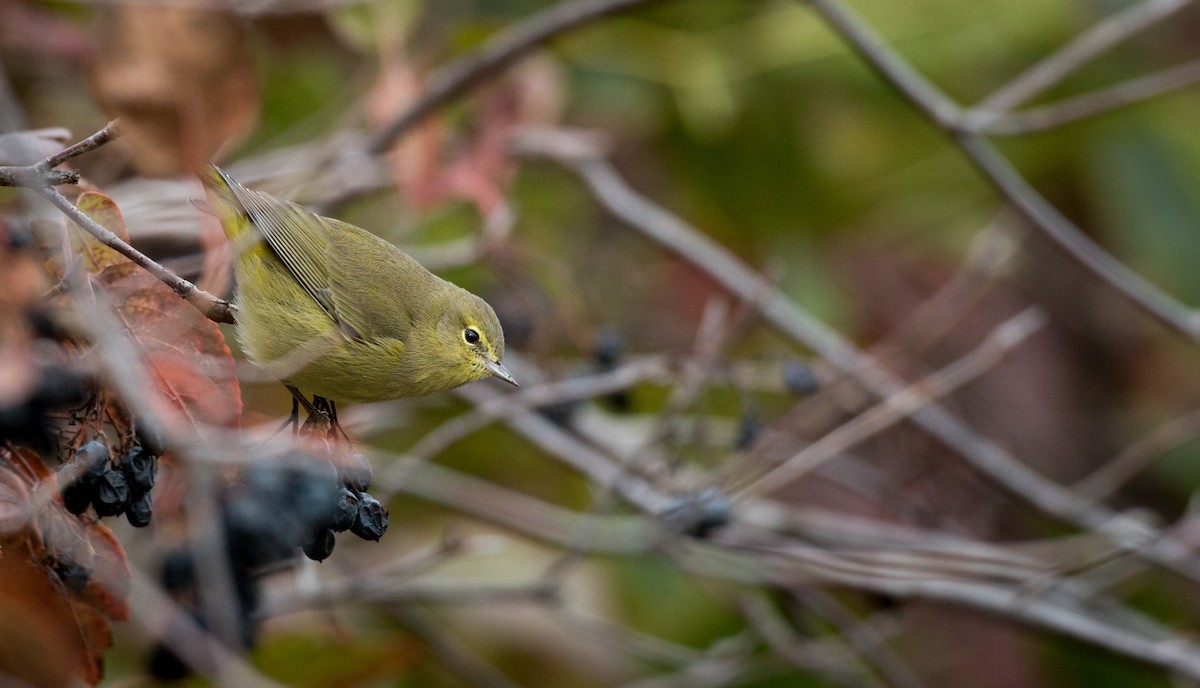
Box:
[976,0,1195,113]
[391,606,526,688]
[806,0,1200,341]
[512,126,1200,585]
[974,57,1200,135]
[739,306,1047,497]
[38,186,236,324]
[0,165,77,187]
[1073,408,1200,503]
[787,588,927,688]
[41,119,120,169]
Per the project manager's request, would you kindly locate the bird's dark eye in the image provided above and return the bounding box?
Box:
[464,328,480,344]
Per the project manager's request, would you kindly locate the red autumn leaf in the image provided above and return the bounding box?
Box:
[75,522,130,622]
[367,53,559,218]
[9,445,53,481]
[34,502,130,622]
[0,448,52,540]
[0,549,96,687]
[68,601,114,683]
[97,261,241,428]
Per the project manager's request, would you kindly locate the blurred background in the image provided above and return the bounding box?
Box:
[4,0,1200,686]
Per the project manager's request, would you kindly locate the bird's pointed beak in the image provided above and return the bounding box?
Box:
[483,358,519,387]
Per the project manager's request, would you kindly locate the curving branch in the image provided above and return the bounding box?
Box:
[38,186,236,324]
[2,121,238,324]
[511,126,1200,585]
[973,57,1200,136]
[975,0,1196,113]
[806,0,1200,341]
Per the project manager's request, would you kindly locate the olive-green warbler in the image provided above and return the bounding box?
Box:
[202,165,516,404]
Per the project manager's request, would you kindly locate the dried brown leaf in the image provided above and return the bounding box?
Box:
[89,5,258,176]
[0,448,125,685]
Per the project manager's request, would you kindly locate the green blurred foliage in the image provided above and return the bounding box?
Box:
[1045,635,1173,688]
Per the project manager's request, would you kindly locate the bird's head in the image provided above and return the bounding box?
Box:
[434,288,516,388]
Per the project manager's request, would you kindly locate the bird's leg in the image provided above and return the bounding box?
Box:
[311,395,333,422]
[285,384,328,439]
[310,396,354,445]
[285,384,319,415]
[327,400,355,445]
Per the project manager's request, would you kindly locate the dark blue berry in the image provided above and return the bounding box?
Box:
[350,493,388,542]
[303,528,336,561]
[783,360,819,397]
[331,487,359,532]
[126,492,153,527]
[92,468,129,517]
[121,446,157,495]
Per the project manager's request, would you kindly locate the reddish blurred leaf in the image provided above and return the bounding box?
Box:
[89,5,258,176]
[0,3,89,64]
[0,447,126,685]
[366,50,560,218]
[8,446,53,482]
[69,602,114,681]
[97,261,241,427]
[74,192,130,273]
[0,549,94,687]
[33,506,130,622]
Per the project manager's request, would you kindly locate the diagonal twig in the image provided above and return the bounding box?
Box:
[973,57,1200,136]
[512,126,1200,584]
[975,0,1196,113]
[39,185,236,324]
[738,306,1047,497]
[807,0,1200,342]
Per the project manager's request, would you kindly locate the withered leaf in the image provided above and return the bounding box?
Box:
[97,261,241,428]
[89,5,258,176]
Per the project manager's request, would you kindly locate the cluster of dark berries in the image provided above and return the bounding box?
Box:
[148,453,388,680]
[0,365,89,452]
[315,450,387,558]
[222,452,387,569]
[59,432,160,527]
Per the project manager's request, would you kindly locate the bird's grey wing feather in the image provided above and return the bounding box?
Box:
[324,219,438,343]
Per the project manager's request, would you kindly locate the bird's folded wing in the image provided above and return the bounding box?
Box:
[212,169,342,324]
[325,218,424,344]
